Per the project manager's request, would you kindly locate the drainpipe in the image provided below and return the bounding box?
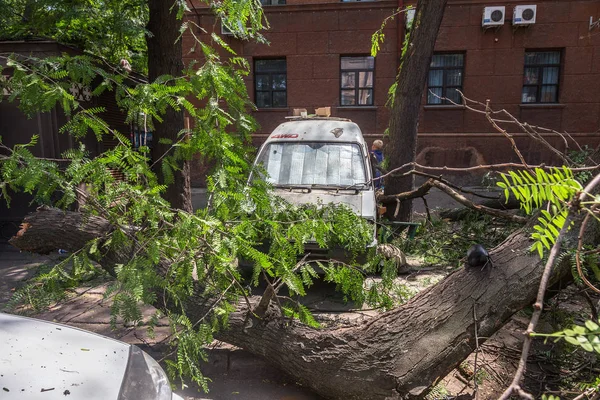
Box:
[397,0,405,68]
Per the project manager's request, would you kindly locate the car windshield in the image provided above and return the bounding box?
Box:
[256,141,367,187]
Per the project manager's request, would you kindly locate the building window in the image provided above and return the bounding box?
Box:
[255,59,287,108]
[427,53,464,105]
[340,56,374,106]
[261,0,285,4]
[522,51,561,104]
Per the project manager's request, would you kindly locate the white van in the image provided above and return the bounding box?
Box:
[252,117,378,259]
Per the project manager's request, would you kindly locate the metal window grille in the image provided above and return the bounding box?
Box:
[521,51,561,104]
[427,53,465,105]
[254,59,287,108]
[340,56,375,106]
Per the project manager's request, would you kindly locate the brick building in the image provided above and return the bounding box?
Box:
[185,0,600,182]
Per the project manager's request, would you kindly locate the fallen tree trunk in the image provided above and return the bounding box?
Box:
[9,207,584,400]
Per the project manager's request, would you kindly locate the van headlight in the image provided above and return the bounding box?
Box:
[118,345,173,400]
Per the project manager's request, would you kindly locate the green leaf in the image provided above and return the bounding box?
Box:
[89,239,99,255]
[573,325,587,335]
[578,337,594,352]
[585,320,599,331]
[564,336,580,346]
[540,236,550,250]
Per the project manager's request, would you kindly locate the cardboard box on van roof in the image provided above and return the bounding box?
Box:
[292,108,307,117]
[315,107,331,117]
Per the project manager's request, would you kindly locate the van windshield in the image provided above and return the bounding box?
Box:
[256,142,367,187]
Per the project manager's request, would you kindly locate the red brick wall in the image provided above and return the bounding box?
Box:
[184,0,399,143]
[414,0,600,169]
[185,0,600,182]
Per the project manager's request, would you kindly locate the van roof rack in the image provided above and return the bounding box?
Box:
[283,116,352,122]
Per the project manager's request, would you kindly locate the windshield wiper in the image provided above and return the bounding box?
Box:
[309,184,338,189]
[310,184,363,193]
[273,184,312,192]
[342,182,369,190]
[273,183,364,192]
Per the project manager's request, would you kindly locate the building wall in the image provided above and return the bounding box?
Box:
[184,0,399,143]
[185,0,600,183]
[0,41,130,223]
[413,0,600,170]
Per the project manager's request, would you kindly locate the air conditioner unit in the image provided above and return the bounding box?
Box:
[513,5,537,25]
[482,6,505,27]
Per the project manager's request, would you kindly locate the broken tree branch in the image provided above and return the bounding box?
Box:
[411,170,500,200]
[379,179,528,223]
[377,162,600,185]
[484,98,531,171]
[499,173,600,400]
[498,213,573,400]
[576,204,600,294]
[430,180,527,223]
[9,205,588,400]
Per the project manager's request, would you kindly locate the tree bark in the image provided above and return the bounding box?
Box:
[385,0,448,222]
[147,0,192,212]
[9,207,584,400]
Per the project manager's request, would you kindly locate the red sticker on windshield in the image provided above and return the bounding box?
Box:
[271,134,299,139]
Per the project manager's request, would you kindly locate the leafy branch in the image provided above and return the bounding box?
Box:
[497,167,582,257]
[533,318,600,354]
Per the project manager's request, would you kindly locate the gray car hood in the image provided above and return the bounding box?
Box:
[0,312,130,399]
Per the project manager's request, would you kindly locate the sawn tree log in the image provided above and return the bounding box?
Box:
[9,207,585,400]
